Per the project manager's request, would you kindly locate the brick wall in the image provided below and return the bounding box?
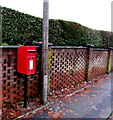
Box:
[2,47,40,105]
[1,46,113,105]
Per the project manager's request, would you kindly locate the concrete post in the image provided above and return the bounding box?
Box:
[42,0,49,104]
[106,48,112,74]
[85,44,94,82]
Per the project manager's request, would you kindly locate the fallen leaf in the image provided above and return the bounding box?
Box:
[10,113,14,116]
[75,113,79,116]
[92,95,96,97]
[92,106,97,110]
[51,112,66,118]
[48,111,53,115]
[73,99,78,102]
[66,109,74,113]
[60,104,64,107]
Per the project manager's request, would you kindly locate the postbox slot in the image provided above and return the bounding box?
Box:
[28,50,36,53]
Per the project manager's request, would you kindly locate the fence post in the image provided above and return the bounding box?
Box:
[35,42,53,104]
[106,48,112,74]
[85,44,94,82]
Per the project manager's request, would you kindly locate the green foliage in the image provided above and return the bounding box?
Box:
[2,7,113,48]
[2,42,9,46]
[17,101,24,105]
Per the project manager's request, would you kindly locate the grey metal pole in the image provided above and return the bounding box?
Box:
[42,0,49,104]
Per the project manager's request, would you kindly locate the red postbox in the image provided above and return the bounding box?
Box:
[17,46,36,75]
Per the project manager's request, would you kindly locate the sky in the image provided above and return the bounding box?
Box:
[0,0,112,31]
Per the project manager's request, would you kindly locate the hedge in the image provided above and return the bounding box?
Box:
[1,7,113,48]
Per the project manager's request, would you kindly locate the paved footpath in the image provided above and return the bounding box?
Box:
[24,73,113,119]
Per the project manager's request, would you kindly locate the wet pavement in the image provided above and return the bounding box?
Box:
[24,73,113,119]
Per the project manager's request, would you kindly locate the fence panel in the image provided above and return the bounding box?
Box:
[49,48,87,92]
[89,49,108,80]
